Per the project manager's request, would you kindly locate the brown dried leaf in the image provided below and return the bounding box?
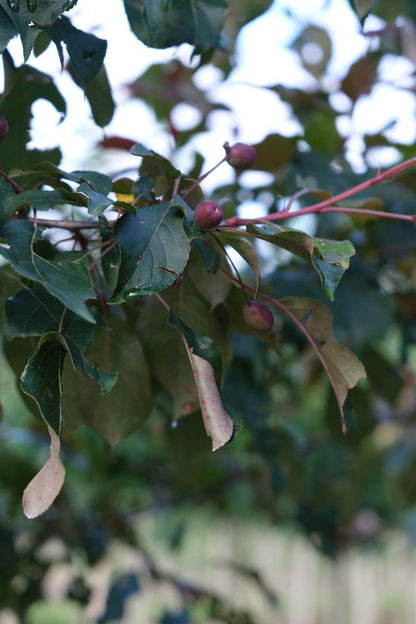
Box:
[22,426,65,519]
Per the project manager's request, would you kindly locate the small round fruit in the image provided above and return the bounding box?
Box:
[0,116,8,143]
[194,200,223,229]
[243,301,274,331]
[227,142,256,170]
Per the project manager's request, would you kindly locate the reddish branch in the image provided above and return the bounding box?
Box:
[6,155,416,233]
[224,156,416,227]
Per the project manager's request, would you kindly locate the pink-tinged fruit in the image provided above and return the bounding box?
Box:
[194,200,223,230]
[243,301,274,331]
[227,142,256,170]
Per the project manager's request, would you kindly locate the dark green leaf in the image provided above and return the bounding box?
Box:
[123,0,227,53]
[0,56,66,171]
[131,143,181,180]
[82,65,115,127]
[46,17,107,86]
[62,315,152,447]
[0,5,17,52]
[0,220,96,323]
[5,284,118,392]
[186,245,231,309]
[0,0,70,59]
[2,190,71,222]
[110,200,190,302]
[20,336,66,433]
[136,296,199,421]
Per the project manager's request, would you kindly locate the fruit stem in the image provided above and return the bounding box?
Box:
[209,232,251,303]
[181,156,228,201]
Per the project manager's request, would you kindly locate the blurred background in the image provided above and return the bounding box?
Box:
[1,0,416,622]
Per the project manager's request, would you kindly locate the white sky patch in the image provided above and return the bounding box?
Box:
[1,0,415,180]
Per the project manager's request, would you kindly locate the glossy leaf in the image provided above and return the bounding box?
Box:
[110,201,190,302]
[0,220,96,323]
[22,425,65,518]
[246,222,355,300]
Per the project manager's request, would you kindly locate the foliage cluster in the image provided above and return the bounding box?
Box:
[0,0,416,621]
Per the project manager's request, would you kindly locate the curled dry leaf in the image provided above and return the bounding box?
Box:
[22,426,65,518]
[189,352,233,451]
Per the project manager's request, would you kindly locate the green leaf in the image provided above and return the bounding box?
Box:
[0,0,70,26]
[186,246,231,309]
[110,200,190,302]
[62,315,152,447]
[131,143,181,180]
[0,6,18,53]
[60,169,114,216]
[1,190,71,222]
[20,336,66,433]
[82,65,115,127]
[0,179,16,223]
[0,56,66,172]
[168,310,223,386]
[123,0,227,53]
[0,0,70,59]
[46,17,107,86]
[192,237,221,273]
[136,296,199,421]
[168,310,233,450]
[246,222,355,300]
[0,220,96,323]
[252,134,298,173]
[280,296,366,430]
[5,284,118,393]
[219,232,260,295]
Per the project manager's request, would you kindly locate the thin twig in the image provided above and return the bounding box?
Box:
[209,231,251,302]
[224,156,416,227]
[23,217,103,230]
[181,156,227,201]
[0,168,22,194]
